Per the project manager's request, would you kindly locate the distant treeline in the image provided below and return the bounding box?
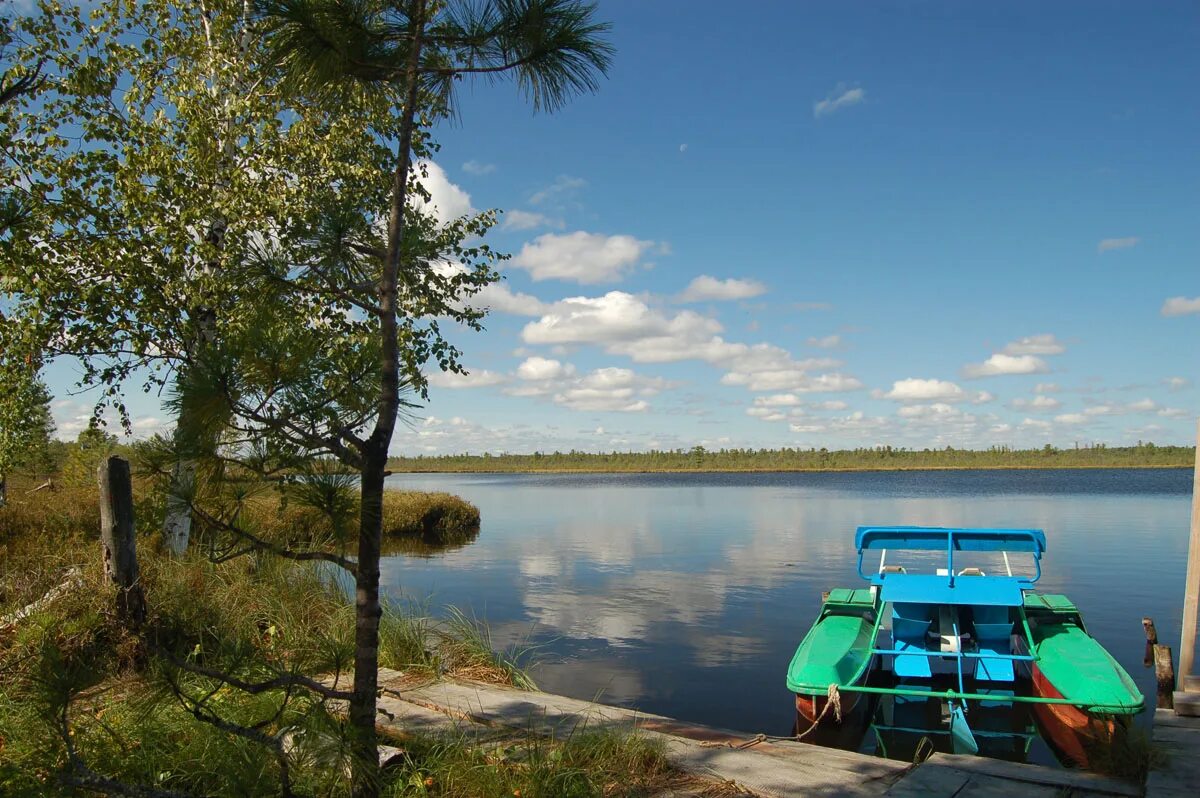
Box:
[388,442,1196,473]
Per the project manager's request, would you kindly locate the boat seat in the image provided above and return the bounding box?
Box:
[973,605,1015,681]
[891,603,933,678]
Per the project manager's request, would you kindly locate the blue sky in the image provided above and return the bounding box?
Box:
[45,0,1199,453]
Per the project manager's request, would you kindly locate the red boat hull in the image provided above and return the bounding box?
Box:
[1031,665,1120,769]
[795,689,861,727]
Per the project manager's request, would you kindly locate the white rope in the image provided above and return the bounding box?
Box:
[793,683,843,740]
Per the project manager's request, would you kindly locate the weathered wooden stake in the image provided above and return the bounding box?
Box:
[98,455,145,626]
[1179,419,1200,688]
[1155,644,1176,709]
[1143,616,1158,668]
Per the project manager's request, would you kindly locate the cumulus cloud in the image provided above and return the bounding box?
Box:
[879,378,967,402]
[474,281,552,316]
[897,403,969,420]
[1055,413,1088,425]
[511,231,656,283]
[462,160,495,175]
[426,369,508,389]
[410,160,473,225]
[1009,395,1061,412]
[552,368,668,413]
[516,356,575,382]
[1097,237,1139,253]
[813,85,866,118]
[962,353,1050,378]
[1161,296,1200,317]
[807,334,841,349]
[677,275,767,303]
[518,291,862,397]
[1002,334,1066,356]
[1164,376,1191,392]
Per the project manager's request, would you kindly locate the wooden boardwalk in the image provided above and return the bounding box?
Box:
[1145,708,1200,797]
[366,669,1140,797]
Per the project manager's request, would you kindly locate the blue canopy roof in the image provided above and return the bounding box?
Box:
[855,526,1046,555]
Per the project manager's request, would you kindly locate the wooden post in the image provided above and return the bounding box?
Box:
[1143,616,1158,667]
[98,456,145,626]
[1180,419,1200,689]
[1155,645,1176,709]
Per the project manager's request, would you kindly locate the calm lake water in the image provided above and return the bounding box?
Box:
[381,468,1193,766]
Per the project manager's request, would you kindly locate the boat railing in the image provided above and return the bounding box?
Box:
[855,526,1045,587]
[833,683,1140,713]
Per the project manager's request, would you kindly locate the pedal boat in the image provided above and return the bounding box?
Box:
[785,526,1143,768]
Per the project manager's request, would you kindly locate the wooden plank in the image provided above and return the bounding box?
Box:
[1152,707,1200,727]
[917,754,1140,796]
[884,763,971,797]
[1178,418,1200,684]
[1170,690,1200,716]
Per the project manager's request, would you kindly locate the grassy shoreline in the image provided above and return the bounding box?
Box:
[0,475,685,796]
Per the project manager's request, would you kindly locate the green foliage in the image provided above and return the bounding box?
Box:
[0,361,55,482]
[388,442,1196,473]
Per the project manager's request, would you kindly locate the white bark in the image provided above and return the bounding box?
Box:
[161,459,194,557]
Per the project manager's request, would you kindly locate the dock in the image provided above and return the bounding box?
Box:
[368,668,1139,797]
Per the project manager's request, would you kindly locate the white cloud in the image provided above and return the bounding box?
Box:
[461,160,495,176]
[511,231,656,283]
[1162,296,1200,317]
[1020,418,1053,432]
[516,356,575,382]
[522,291,709,345]
[962,353,1050,378]
[1054,413,1088,424]
[807,334,842,349]
[427,369,508,389]
[530,175,586,205]
[1002,334,1066,356]
[1010,395,1061,412]
[553,367,666,413]
[753,394,803,408]
[723,370,862,393]
[1097,237,1139,253]
[677,275,767,302]
[880,378,967,402]
[897,403,968,420]
[813,85,866,118]
[474,281,552,316]
[1164,376,1191,392]
[1158,407,1190,418]
[1035,383,1060,394]
[502,210,561,231]
[520,291,863,397]
[679,143,688,153]
[411,160,473,225]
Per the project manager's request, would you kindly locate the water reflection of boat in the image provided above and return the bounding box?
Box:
[785,526,1143,769]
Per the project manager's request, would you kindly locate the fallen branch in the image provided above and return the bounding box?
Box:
[0,567,83,635]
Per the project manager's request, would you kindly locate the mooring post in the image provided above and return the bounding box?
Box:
[1143,616,1158,668]
[98,455,146,626]
[1155,644,1176,709]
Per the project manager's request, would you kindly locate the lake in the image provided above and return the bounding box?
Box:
[381,468,1193,766]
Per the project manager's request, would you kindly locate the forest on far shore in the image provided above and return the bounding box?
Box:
[389,441,1196,473]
